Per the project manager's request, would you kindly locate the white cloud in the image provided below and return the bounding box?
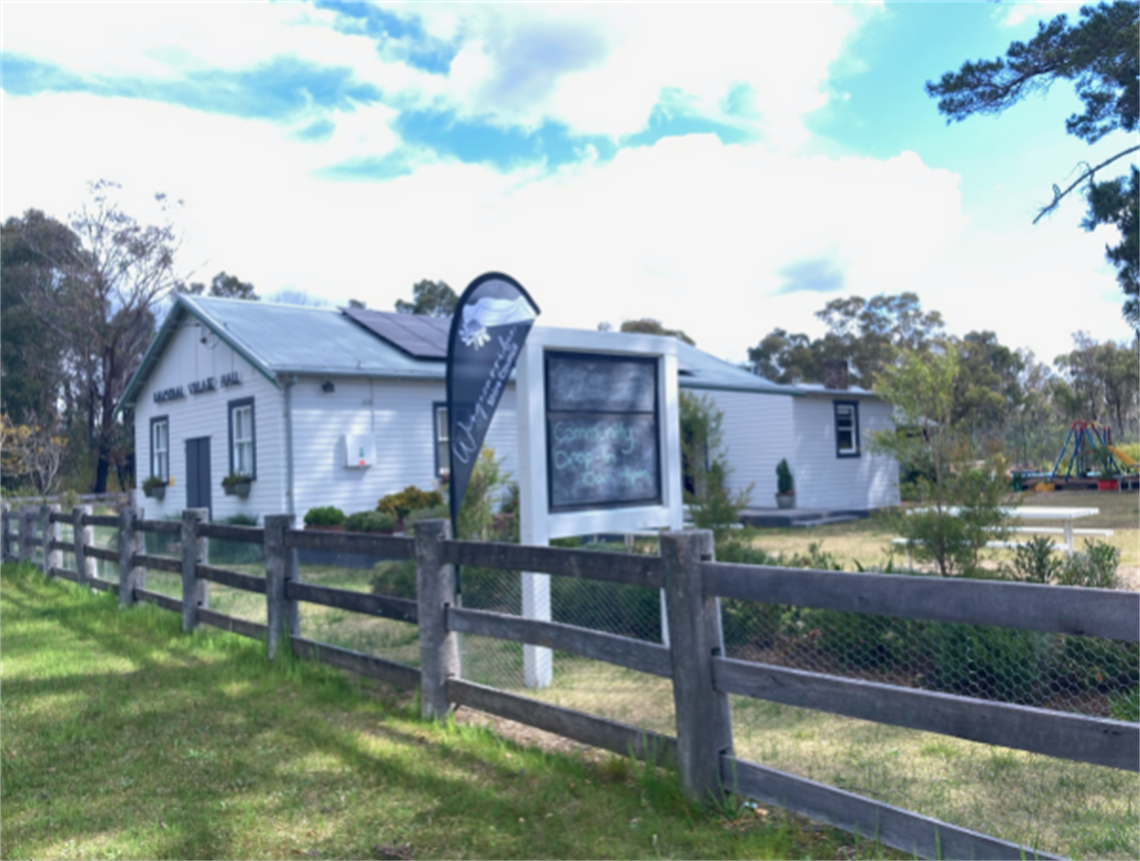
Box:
[999,1,1085,29]
[2,2,1129,372]
[414,3,869,147]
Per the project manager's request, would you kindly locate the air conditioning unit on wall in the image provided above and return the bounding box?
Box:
[344,434,374,468]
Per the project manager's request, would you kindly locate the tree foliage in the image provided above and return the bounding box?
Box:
[619,318,696,346]
[178,271,258,300]
[1,181,182,492]
[869,344,1012,577]
[748,292,944,388]
[679,392,752,536]
[927,1,1140,327]
[395,280,458,317]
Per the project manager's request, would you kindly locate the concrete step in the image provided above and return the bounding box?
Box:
[789,514,864,528]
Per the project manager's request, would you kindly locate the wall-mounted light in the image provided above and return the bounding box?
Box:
[321,380,335,393]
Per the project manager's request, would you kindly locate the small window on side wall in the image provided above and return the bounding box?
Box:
[433,403,450,479]
[228,397,256,478]
[834,401,859,458]
[151,416,169,481]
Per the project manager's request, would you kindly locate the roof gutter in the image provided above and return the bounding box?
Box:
[283,374,297,517]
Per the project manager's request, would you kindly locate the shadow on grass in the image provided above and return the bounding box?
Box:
[2,567,712,861]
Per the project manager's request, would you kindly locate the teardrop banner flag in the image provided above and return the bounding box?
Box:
[446,272,540,538]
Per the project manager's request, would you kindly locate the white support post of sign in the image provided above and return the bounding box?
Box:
[518,335,553,688]
[517,327,684,690]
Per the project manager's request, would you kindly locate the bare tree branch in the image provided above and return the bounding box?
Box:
[1033,144,1140,224]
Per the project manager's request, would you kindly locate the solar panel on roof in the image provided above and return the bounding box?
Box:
[342,307,450,358]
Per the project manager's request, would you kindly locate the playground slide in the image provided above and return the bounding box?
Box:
[1108,445,1140,469]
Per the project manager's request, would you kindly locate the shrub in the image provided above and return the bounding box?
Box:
[1110,687,1140,722]
[776,459,793,494]
[345,510,397,533]
[303,506,345,527]
[371,559,416,600]
[1009,536,1063,584]
[680,392,753,537]
[1056,539,1120,589]
[925,622,1055,703]
[404,505,450,531]
[378,486,443,521]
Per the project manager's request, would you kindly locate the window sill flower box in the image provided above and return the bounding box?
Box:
[142,477,168,501]
[221,475,253,498]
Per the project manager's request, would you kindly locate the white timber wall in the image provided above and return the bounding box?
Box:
[791,394,899,510]
[133,320,286,521]
[290,377,519,520]
[688,388,794,505]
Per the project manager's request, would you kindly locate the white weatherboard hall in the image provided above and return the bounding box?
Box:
[118,295,898,523]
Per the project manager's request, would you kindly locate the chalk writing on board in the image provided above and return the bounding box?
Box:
[547,414,659,509]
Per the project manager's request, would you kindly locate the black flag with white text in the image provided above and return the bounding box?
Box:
[446,272,539,538]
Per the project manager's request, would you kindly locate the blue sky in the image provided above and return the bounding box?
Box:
[2,1,1134,366]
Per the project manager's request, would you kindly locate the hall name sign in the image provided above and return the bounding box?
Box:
[153,371,241,403]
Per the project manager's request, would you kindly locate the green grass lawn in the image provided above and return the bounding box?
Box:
[1,561,896,861]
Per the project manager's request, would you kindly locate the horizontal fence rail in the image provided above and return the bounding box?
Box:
[82,515,120,528]
[85,546,119,563]
[284,530,415,558]
[4,507,1135,861]
[198,608,267,640]
[197,523,264,543]
[287,581,418,624]
[133,553,181,573]
[137,519,182,535]
[713,657,1138,772]
[291,637,421,689]
[448,678,677,766]
[703,562,1140,642]
[720,755,1063,861]
[448,605,672,678]
[135,587,182,613]
[444,539,664,587]
[197,564,267,594]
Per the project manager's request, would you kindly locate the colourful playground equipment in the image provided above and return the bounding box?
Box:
[1049,420,1137,483]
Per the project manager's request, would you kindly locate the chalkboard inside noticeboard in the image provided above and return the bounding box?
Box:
[545,352,661,511]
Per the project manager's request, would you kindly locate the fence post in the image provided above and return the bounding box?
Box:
[73,506,94,586]
[415,519,457,720]
[41,504,62,576]
[660,529,733,805]
[264,514,298,660]
[181,508,209,631]
[118,506,145,607]
[1,503,10,562]
[19,506,35,564]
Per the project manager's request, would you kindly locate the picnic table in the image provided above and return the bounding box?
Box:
[894,505,1112,563]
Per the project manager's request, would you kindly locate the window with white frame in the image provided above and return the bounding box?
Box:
[228,398,256,477]
[433,403,450,478]
[151,416,169,481]
[834,401,860,458]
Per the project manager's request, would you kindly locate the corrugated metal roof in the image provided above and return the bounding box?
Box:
[186,297,443,378]
[118,297,824,414]
[674,341,803,396]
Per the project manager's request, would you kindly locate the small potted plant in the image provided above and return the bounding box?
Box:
[303,506,346,531]
[775,459,795,509]
[141,475,167,501]
[221,472,253,498]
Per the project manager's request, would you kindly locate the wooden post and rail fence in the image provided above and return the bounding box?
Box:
[1,501,1137,860]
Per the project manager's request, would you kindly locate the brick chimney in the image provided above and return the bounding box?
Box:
[823,360,849,390]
